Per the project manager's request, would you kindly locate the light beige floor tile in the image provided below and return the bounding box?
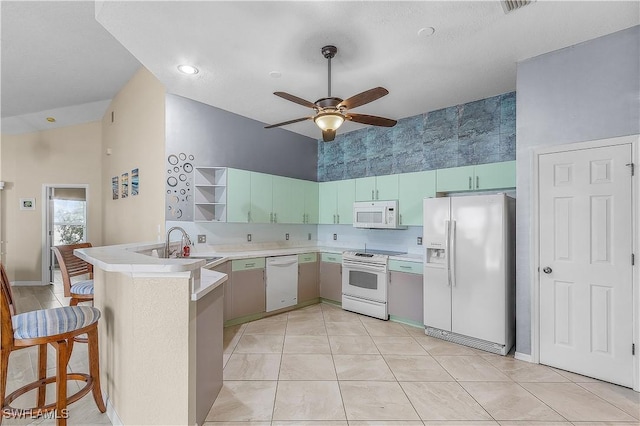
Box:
[497,422,570,425]
[287,308,324,321]
[372,336,427,355]
[550,368,601,383]
[401,381,492,421]
[361,318,411,336]
[223,324,246,353]
[333,354,396,381]
[521,383,636,422]
[414,335,480,356]
[484,357,569,383]
[434,356,512,381]
[578,382,640,420]
[283,335,331,354]
[340,381,420,421]
[272,381,346,421]
[567,422,640,425]
[202,422,270,426]
[206,381,277,422]
[243,317,287,335]
[460,381,566,421]
[329,335,379,354]
[349,421,425,426]
[234,334,284,353]
[401,324,426,336]
[279,354,336,380]
[423,422,499,426]
[322,304,360,322]
[271,422,348,426]
[222,353,231,368]
[325,321,369,335]
[383,354,454,381]
[223,353,281,380]
[285,319,327,335]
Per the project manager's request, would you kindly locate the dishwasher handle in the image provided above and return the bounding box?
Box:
[267,258,298,267]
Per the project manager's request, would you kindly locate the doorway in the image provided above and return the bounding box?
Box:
[534,136,636,389]
[42,185,88,285]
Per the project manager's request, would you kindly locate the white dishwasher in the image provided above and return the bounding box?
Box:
[266,255,299,312]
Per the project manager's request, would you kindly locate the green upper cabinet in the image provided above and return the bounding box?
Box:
[319,179,355,224]
[302,180,319,224]
[436,161,515,192]
[474,161,516,190]
[398,170,436,226]
[271,175,292,223]
[250,172,273,223]
[227,168,251,223]
[355,175,398,201]
[335,179,355,224]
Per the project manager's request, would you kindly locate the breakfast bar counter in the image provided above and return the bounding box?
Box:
[76,243,227,426]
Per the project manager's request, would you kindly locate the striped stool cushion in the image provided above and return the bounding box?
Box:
[12,306,100,340]
[70,280,94,295]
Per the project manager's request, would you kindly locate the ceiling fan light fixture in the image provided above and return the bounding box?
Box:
[177,64,199,75]
[314,111,344,131]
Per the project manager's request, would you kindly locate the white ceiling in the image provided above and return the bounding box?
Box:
[2,1,639,138]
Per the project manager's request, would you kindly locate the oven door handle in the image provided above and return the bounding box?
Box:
[342,261,387,273]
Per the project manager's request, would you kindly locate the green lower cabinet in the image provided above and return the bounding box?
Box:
[398,170,435,226]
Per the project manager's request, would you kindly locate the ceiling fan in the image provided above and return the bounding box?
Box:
[265,45,397,142]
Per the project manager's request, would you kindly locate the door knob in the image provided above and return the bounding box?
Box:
[542,267,552,274]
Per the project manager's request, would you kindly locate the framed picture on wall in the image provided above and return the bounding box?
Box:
[121,172,129,198]
[20,198,35,210]
[112,176,119,200]
[131,168,139,196]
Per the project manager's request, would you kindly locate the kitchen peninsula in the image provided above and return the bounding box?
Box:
[75,243,227,426]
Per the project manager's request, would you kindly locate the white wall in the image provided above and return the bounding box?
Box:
[515,25,640,355]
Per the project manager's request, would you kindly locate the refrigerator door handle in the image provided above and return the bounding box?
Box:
[445,220,451,287]
[450,220,457,287]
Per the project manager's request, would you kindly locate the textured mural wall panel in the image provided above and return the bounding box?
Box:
[318,92,516,182]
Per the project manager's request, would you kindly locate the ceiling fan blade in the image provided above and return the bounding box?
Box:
[322,129,336,142]
[274,92,317,109]
[338,87,389,110]
[264,116,312,129]
[346,113,397,127]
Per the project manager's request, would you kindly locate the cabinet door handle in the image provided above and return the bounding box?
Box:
[333,214,336,224]
[371,190,374,200]
[400,265,411,269]
[337,214,340,224]
[270,212,274,223]
[376,189,379,200]
[399,214,402,225]
[468,176,472,190]
[274,213,277,223]
[248,211,251,222]
[476,176,479,189]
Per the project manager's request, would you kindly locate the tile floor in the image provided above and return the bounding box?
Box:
[4,285,640,426]
[208,302,640,426]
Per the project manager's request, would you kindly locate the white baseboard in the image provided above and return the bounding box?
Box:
[514,351,534,363]
[12,281,47,286]
[105,395,123,426]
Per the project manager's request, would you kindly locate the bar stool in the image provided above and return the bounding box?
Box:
[0,263,106,425]
[51,243,95,306]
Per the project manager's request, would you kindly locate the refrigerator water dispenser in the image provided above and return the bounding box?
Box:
[425,247,446,266]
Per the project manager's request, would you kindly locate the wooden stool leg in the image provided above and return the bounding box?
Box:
[87,328,105,412]
[55,340,68,426]
[37,343,47,408]
[1,346,9,420]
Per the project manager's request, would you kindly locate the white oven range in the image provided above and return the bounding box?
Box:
[342,249,406,320]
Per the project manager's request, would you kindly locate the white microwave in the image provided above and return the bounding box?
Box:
[353,200,406,229]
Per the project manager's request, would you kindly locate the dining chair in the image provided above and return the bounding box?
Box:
[51,243,94,306]
[0,262,106,425]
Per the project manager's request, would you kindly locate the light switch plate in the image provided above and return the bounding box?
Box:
[285,233,289,240]
[333,233,337,241]
[197,234,206,244]
[247,234,252,242]
[417,237,423,245]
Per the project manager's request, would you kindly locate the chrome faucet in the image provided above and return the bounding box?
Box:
[165,226,192,258]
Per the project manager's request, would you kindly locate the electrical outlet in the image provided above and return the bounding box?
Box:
[333,233,337,241]
[247,234,252,242]
[197,234,206,244]
[285,233,289,241]
[308,233,312,240]
[417,237,423,245]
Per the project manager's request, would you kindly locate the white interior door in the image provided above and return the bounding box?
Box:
[539,143,633,387]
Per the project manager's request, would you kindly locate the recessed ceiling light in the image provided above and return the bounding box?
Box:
[46,117,56,123]
[418,27,436,37]
[177,64,199,75]
[269,71,282,79]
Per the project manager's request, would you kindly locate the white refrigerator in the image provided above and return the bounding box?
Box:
[423,193,515,355]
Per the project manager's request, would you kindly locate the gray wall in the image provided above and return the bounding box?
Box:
[165,94,317,220]
[515,25,640,355]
